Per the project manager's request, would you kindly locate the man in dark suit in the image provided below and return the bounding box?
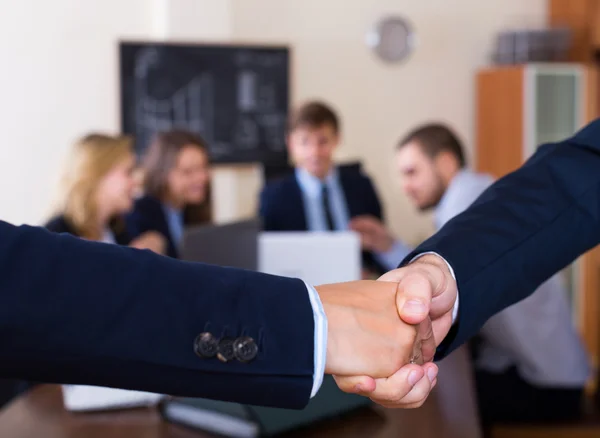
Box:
[338,118,600,408]
[0,219,438,410]
[259,101,409,275]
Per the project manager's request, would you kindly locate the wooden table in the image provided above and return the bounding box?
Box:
[0,348,482,438]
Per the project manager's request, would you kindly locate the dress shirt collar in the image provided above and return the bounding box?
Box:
[295,166,338,197]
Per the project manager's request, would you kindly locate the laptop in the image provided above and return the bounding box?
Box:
[258,231,361,284]
[180,218,261,270]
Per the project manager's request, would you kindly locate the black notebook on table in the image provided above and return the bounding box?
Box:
[158,376,373,437]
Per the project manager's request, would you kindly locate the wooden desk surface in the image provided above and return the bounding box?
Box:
[0,348,481,438]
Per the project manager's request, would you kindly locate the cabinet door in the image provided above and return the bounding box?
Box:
[524,64,585,156]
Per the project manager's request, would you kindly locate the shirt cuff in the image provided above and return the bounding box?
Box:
[303,281,327,398]
[409,252,459,325]
[374,240,413,271]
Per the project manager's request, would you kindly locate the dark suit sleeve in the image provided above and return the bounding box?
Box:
[0,220,315,409]
[401,128,600,359]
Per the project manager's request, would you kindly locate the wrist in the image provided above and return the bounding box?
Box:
[314,284,336,375]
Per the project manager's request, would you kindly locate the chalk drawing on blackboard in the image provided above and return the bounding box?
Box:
[234,117,259,150]
[237,70,257,112]
[258,84,277,111]
[133,47,214,148]
[257,113,287,151]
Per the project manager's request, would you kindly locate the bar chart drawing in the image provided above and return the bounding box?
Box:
[121,42,290,163]
[237,70,257,112]
[132,47,214,150]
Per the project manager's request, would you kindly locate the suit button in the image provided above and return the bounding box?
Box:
[233,336,258,363]
[194,332,218,358]
[217,338,235,363]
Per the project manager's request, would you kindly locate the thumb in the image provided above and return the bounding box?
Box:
[396,272,433,325]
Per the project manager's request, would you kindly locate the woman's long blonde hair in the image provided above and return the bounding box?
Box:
[56,133,133,240]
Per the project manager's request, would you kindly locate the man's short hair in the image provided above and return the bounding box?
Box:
[288,101,340,134]
[398,123,466,167]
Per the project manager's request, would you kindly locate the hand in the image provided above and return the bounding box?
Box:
[129,231,167,255]
[349,215,394,252]
[317,280,436,380]
[335,254,457,408]
[384,254,457,343]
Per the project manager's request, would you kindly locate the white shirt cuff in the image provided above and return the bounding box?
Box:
[409,252,459,325]
[303,281,327,398]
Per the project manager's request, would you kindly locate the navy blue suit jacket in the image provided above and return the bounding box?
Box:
[126,195,180,258]
[259,167,385,272]
[402,119,600,359]
[0,220,315,408]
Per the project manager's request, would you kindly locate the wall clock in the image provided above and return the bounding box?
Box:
[366,16,415,64]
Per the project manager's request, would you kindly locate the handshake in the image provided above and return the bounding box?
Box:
[316,254,457,409]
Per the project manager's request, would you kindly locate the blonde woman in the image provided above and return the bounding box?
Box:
[45,133,165,254]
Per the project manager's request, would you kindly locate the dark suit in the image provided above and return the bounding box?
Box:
[45,215,131,245]
[126,195,181,258]
[259,166,385,273]
[4,215,134,404]
[402,119,600,359]
[0,220,315,408]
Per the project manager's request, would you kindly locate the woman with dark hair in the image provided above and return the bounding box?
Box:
[126,130,212,258]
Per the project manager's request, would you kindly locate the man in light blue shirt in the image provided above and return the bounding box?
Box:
[350,123,589,428]
[260,101,403,274]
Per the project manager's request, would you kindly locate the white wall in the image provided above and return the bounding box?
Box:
[0,0,547,239]
[156,0,233,39]
[0,0,155,225]
[232,0,547,243]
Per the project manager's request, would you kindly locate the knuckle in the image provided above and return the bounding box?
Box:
[405,267,430,282]
[418,325,433,344]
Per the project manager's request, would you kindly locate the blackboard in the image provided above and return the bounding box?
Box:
[119,42,290,164]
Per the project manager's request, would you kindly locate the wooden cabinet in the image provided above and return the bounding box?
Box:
[477,63,596,174]
[548,0,600,144]
[549,0,600,60]
[549,0,598,62]
[475,63,600,388]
